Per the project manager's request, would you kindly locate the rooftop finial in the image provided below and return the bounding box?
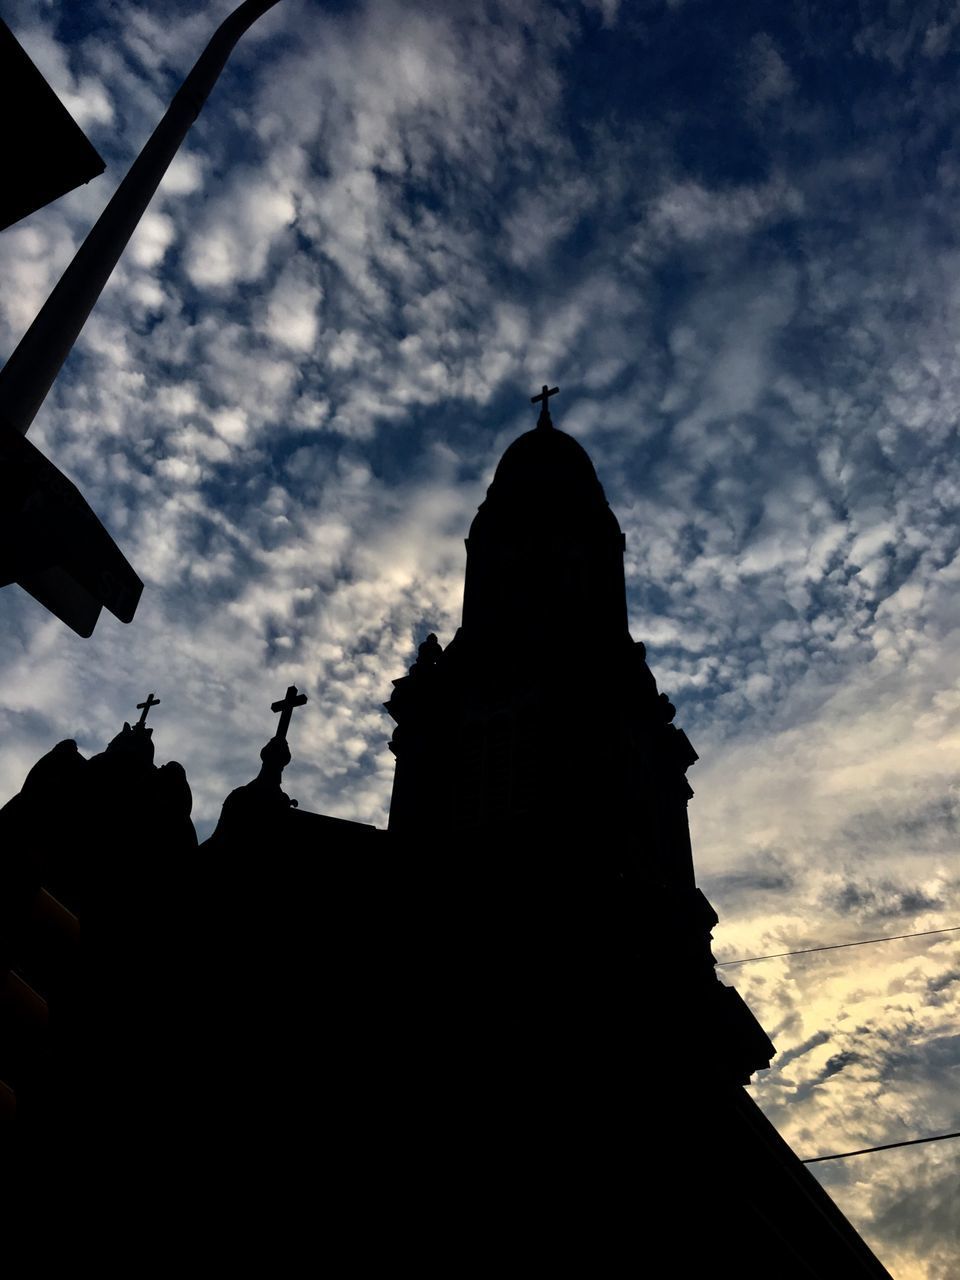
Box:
[271,684,308,742]
[530,384,559,428]
[136,692,160,727]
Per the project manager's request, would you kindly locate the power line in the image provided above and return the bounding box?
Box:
[801,1132,960,1165]
[716,925,960,968]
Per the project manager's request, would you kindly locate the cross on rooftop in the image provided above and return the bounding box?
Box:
[271,684,308,741]
[531,384,559,426]
[136,692,160,727]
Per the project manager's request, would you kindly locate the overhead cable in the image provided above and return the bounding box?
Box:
[801,1132,960,1164]
[717,925,960,968]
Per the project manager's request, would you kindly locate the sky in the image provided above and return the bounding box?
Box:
[1,0,958,1271]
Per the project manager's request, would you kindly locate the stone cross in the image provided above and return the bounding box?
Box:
[136,692,160,727]
[531,384,559,425]
[271,685,308,741]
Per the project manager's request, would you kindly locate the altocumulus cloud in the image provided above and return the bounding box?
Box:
[0,1,957,1273]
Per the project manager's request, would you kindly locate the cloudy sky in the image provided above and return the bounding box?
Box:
[2,0,958,1271]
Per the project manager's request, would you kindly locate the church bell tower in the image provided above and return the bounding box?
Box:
[387,387,701,892]
[385,386,773,1077]
[379,391,892,1275]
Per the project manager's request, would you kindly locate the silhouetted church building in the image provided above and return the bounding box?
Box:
[1,392,891,1274]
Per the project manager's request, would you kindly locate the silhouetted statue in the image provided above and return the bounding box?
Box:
[0,709,196,930]
[409,632,443,675]
[80,718,197,866]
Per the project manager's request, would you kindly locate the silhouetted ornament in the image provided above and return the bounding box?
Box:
[530,383,559,428]
[658,692,677,723]
[270,684,308,741]
[135,692,160,726]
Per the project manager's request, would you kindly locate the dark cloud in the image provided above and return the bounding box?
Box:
[771,1028,830,1073]
[866,1148,960,1280]
[839,795,960,860]
[876,1033,960,1087]
[824,878,946,923]
[700,858,795,906]
[926,969,959,1000]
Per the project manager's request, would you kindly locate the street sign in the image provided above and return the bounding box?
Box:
[0,428,143,636]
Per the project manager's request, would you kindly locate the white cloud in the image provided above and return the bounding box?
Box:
[0,216,77,345]
[643,174,803,248]
[209,407,249,447]
[129,211,175,269]
[185,177,297,288]
[159,151,205,199]
[263,263,323,352]
[14,25,114,130]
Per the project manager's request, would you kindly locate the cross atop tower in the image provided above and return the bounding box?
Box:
[136,692,160,727]
[271,684,308,741]
[531,384,559,428]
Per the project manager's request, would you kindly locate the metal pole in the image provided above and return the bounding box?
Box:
[0,0,283,437]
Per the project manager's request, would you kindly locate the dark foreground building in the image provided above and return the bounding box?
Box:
[1,398,891,1274]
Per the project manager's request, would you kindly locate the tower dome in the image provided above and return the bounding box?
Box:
[484,424,609,515]
[462,401,628,650]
